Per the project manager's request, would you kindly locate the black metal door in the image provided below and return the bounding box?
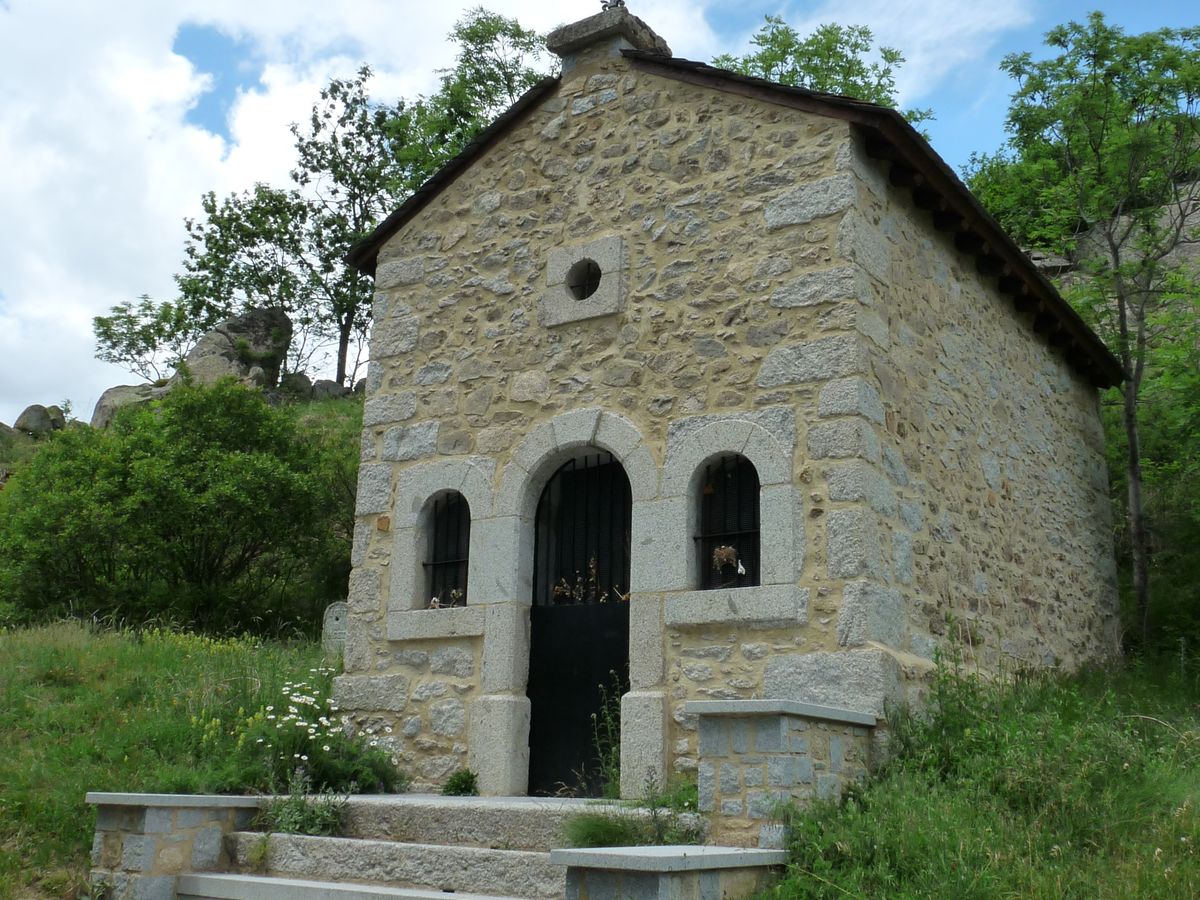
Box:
[526,454,631,796]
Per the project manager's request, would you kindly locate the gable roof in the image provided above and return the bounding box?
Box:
[348,52,1124,389]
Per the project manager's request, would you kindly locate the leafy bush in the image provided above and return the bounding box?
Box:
[193,660,404,794]
[441,768,479,796]
[0,381,358,635]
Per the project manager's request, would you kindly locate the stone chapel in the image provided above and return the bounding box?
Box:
[334,7,1121,809]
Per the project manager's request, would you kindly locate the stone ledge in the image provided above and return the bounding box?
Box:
[663,585,807,627]
[550,845,786,872]
[178,873,521,899]
[682,699,877,728]
[386,605,486,642]
[86,793,264,809]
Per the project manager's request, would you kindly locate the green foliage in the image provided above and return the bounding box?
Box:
[965,13,1200,646]
[254,771,347,836]
[763,660,1200,898]
[0,623,403,897]
[96,9,550,387]
[713,17,932,128]
[0,382,355,635]
[441,768,480,796]
[194,662,403,794]
[92,293,213,382]
[563,811,649,848]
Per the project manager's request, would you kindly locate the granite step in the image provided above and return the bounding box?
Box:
[178,872,524,900]
[226,832,563,898]
[339,793,691,851]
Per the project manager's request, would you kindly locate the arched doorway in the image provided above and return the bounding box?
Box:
[526,450,631,796]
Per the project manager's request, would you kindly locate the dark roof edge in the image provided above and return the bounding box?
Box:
[346,76,560,275]
[623,51,1124,388]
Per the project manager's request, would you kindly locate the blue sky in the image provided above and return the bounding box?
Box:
[0,0,1196,426]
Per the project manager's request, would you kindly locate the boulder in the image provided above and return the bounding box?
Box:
[174,307,292,388]
[14,404,62,437]
[312,379,348,400]
[280,371,314,399]
[90,384,169,429]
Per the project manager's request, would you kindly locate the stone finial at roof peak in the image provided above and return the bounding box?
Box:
[546,5,672,64]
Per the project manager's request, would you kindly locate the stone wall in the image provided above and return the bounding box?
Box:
[828,145,1121,676]
[338,36,1117,795]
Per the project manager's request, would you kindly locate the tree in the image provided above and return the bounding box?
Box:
[289,66,410,385]
[966,14,1200,644]
[713,17,933,128]
[92,294,214,382]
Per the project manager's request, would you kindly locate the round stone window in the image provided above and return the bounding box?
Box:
[566,259,603,300]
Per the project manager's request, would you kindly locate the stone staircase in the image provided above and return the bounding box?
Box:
[173,794,667,899]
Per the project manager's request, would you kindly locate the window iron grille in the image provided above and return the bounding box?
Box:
[695,454,760,590]
[423,491,470,607]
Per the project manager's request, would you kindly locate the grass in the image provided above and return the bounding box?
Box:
[0,620,397,899]
[762,656,1200,898]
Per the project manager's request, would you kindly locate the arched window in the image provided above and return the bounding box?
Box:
[695,454,760,590]
[424,491,470,607]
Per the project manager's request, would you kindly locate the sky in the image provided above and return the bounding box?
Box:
[0,1,1195,427]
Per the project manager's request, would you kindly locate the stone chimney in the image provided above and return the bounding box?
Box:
[546,5,672,72]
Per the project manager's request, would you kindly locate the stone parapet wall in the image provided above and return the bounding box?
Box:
[87,793,260,899]
[688,701,874,847]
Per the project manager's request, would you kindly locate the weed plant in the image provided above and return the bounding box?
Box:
[0,621,404,899]
[253,770,347,836]
[762,656,1200,898]
[441,768,479,796]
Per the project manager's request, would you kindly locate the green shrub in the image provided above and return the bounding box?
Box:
[0,382,357,636]
[441,768,479,796]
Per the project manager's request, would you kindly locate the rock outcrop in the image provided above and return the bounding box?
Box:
[91,308,295,428]
[14,404,66,436]
[90,384,170,429]
[174,308,292,388]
